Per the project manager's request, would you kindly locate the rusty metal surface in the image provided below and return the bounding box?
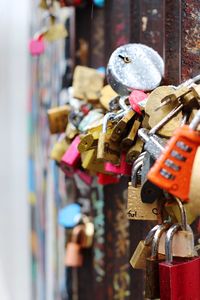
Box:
[181,0,200,80]
[164,0,182,84]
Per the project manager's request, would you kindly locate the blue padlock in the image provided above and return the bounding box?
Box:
[58,203,81,228]
[93,0,105,8]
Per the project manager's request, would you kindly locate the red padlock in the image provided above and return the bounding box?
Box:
[75,169,93,185]
[97,173,119,185]
[159,224,200,300]
[128,90,147,114]
[29,35,45,56]
[61,135,81,168]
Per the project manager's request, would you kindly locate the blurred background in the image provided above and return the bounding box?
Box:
[0,1,199,300]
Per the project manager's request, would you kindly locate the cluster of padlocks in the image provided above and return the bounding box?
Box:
[48,43,200,299]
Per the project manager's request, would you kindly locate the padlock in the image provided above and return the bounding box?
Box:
[107,43,164,95]
[104,152,131,176]
[130,224,160,269]
[159,198,195,257]
[121,119,141,150]
[58,203,82,228]
[97,173,119,185]
[97,113,120,164]
[81,216,94,249]
[72,66,104,100]
[29,36,45,56]
[126,137,144,163]
[127,155,159,221]
[81,149,106,174]
[144,224,168,299]
[110,109,135,142]
[75,169,93,185]
[78,109,104,132]
[47,105,70,134]
[189,146,200,214]
[65,122,78,140]
[78,125,102,153]
[61,135,81,168]
[43,19,68,42]
[148,109,200,202]
[65,225,85,267]
[50,136,70,163]
[159,224,200,300]
[128,89,147,114]
[99,85,118,110]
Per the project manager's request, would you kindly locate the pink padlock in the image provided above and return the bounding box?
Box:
[97,173,120,185]
[75,169,93,185]
[61,135,81,168]
[105,153,131,176]
[128,90,147,114]
[29,36,45,56]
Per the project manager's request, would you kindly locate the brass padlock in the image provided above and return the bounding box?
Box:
[97,114,120,164]
[130,224,160,269]
[127,156,159,221]
[72,66,104,100]
[99,85,118,110]
[78,125,102,153]
[47,105,70,134]
[121,119,141,150]
[110,109,135,142]
[81,149,106,173]
[50,136,70,163]
[81,216,94,249]
[43,16,68,42]
[126,137,144,164]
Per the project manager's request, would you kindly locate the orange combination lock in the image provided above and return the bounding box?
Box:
[148,110,200,202]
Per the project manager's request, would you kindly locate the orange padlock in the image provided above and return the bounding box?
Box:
[148,110,200,202]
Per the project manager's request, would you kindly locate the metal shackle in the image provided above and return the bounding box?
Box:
[144,224,160,246]
[131,152,146,187]
[151,224,170,259]
[189,109,200,130]
[165,224,181,263]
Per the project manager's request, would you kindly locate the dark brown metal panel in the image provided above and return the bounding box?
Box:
[104,178,131,300]
[164,0,182,84]
[131,0,165,56]
[104,0,131,64]
[181,0,200,80]
[90,7,105,68]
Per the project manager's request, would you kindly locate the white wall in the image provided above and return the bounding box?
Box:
[0,1,31,299]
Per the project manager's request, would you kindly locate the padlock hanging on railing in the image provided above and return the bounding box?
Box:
[148,109,200,202]
[159,224,200,300]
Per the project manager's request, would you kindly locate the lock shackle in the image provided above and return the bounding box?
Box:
[119,96,130,111]
[102,112,116,133]
[131,160,143,187]
[189,109,200,130]
[165,223,181,263]
[144,224,160,245]
[131,152,146,187]
[175,198,187,231]
[151,224,170,259]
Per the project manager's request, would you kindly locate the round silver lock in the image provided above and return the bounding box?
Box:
[107,43,164,95]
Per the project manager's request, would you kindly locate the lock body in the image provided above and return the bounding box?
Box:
[148,125,200,202]
[29,38,45,56]
[65,242,83,267]
[61,135,81,168]
[47,105,70,134]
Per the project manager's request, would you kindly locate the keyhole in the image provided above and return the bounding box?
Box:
[118,54,132,63]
